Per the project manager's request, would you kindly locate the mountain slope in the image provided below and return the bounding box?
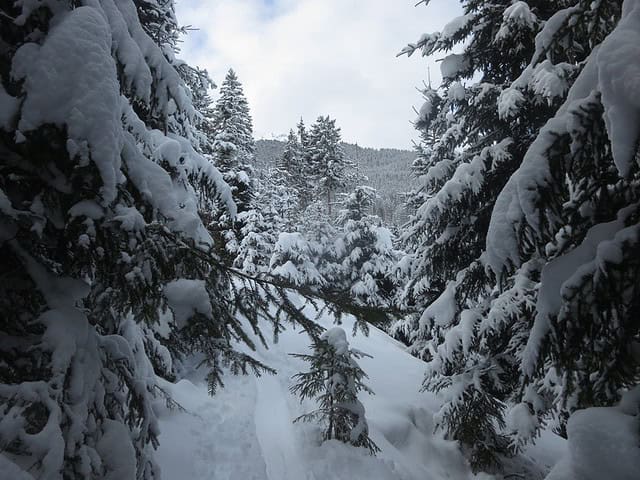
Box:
[154,300,565,479]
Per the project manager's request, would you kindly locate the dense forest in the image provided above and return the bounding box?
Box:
[0,0,638,479]
[256,139,416,225]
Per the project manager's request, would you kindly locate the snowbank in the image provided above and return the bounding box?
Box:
[155,299,565,479]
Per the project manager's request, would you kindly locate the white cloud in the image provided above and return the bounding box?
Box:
[175,0,460,148]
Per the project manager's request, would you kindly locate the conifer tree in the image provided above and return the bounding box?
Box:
[269,232,326,289]
[208,68,256,261]
[334,186,399,312]
[484,0,636,442]
[278,129,303,174]
[211,68,255,173]
[307,116,352,216]
[273,129,305,220]
[0,2,317,477]
[297,117,309,151]
[0,0,239,476]
[291,327,380,455]
[396,0,624,471]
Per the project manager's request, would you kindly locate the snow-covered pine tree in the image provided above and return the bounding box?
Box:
[232,207,276,275]
[403,86,444,217]
[211,68,255,173]
[269,232,326,289]
[272,129,304,221]
[485,0,637,447]
[208,68,257,261]
[268,198,337,291]
[179,65,217,154]
[307,116,352,216]
[0,1,306,477]
[333,187,399,326]
[290,327,380,454]
[292,118,316,211]
[278,130,302,178]
[395,0,623,471]
[297,117,309,151]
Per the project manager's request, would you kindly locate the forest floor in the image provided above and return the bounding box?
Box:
[154,300,566,480]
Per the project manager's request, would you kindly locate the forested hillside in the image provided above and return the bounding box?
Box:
[256,139,416,225]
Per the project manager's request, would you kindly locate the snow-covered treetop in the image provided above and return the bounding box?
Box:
[211,68,255,170]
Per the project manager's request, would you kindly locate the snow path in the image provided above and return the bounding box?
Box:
[254,373,312,480]
[156,372,268,480]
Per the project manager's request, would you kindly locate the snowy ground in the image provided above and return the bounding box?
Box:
[155,302,565,480]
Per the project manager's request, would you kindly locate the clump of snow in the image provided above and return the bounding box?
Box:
[496,1,538,40]
[68,200,104,220]
[441,14,474,40]
[163,279,212,329]
[447,82,466,103]
[506,402,539,448]
[546,406,640,480]
[95,420,137,479]
[442,309,481,357]
[498,87,525,120]
[417,97,435,123]
[112,205,146,232]
[420,280,457,328]
[321,327,350,356]
[440,54,469,79]
[530,60,572,102]
[11,7,123,204]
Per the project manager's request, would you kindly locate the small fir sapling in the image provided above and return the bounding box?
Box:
[290,327,380,454]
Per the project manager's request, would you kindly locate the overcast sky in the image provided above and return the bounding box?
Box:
[175,0,461,149]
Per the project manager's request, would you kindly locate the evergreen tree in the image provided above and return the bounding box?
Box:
[396,0,624,471]
[273,129,305,220]
[0,2,318,477]
[307,116,352,216]
[232,207,276,275]
[269,232,326,289]
[211,68,255,172]
[484,0,636,442]
[0,1,235,476]
[208,68,256,261]
[334,186,399,313]
[290,327,380,455]
[278,129,303,174]
[295,117,316,208]
[297,117,309,151]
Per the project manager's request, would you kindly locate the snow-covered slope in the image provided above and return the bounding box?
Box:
[154,301,562,480]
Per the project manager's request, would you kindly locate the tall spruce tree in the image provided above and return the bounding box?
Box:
[484,0,637,449]
[307,116,352,216]
[397,0,626,472]
[211,68,255,172]
[208,68,257,262]
[273,129,305,221]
